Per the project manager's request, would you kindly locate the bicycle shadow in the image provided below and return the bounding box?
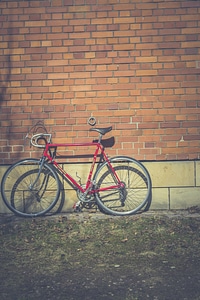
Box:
[48,181,65,215]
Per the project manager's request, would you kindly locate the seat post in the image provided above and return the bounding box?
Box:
[98,133,103,143]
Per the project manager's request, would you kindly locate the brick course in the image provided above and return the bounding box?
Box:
[0,0,200,163]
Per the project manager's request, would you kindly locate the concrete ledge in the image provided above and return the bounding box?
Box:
[151,188,169,210]
[144,161,200,210]
[170,187,200,209]
[0,160,200,213]
[144,161,195,187]
[195,161,200,186]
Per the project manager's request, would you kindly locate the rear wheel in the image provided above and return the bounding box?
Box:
[1,159,60,217]
[94,156,151,216]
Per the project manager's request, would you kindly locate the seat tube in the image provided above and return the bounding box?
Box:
[86,143,101,187]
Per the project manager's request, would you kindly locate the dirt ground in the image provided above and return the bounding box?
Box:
[0,209,200,300]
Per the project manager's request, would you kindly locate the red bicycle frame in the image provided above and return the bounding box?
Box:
[41,141,122,194]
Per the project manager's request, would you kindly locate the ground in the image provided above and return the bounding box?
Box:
[0,209,200,300]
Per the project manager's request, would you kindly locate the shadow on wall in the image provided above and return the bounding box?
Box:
[1,2,16,103]
[0,26,12,103]
[0,55,11,102]
[0,16,13,164]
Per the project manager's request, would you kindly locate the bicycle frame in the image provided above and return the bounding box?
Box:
[1,119,151,218]
[41,141,122,195]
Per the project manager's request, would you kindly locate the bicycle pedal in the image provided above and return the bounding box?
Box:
[73,203,82,213]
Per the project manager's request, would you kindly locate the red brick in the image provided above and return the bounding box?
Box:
[0,0,200,163]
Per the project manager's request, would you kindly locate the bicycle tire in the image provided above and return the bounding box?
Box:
[10,169,61,216]
[1,159,60,217]
[94,156,151,216]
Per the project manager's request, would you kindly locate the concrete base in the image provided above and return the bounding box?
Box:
[0,160,200,214]
[144,161,200,210]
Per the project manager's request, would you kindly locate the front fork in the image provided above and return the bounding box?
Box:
[29,157,46,190]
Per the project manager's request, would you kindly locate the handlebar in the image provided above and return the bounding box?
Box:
[30,133,52,148]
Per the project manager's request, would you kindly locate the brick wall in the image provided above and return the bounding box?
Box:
[0,0,200,163]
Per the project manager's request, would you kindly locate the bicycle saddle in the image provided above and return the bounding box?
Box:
[89,126,112,135]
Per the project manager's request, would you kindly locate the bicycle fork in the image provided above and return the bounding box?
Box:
[28,158,49,202]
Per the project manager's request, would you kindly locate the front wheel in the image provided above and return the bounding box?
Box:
[94,156,152,216]
[1,159,60,217]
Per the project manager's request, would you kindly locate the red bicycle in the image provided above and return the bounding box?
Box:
[1,118,152,217]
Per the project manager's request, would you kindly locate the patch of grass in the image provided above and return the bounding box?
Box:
[0,214,200,300]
